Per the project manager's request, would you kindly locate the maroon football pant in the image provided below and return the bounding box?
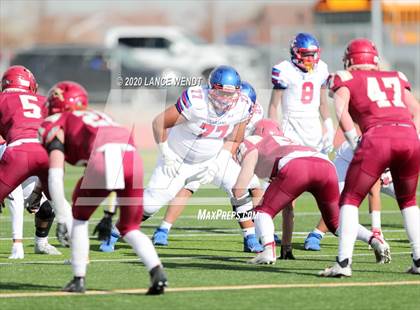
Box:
[254,157,340,234]
[341,126,420,209]
[72,150,144,236]
[0,143,49,201]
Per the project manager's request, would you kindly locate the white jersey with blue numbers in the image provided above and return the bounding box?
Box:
[169,86,252,164]
[271,59,329,150]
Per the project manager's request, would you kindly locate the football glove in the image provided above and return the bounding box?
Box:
[159,141,182,178]
[56,222,70,247]
[193,149,232,185]
[24,189,42,214]
[93,211,114,241]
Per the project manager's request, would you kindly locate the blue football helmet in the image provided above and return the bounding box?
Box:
[241,81,256,104]
[208,65,241,114]
[290,33,320,72]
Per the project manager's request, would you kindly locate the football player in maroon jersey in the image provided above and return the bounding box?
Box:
[0,65,69,256]
[233,119,389,265]
[320,38,420,277]
[39,81,167,294]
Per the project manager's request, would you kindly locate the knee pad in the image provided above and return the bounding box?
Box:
[35,201,55,237]
[230,191,254,222]
[35,201,55,220]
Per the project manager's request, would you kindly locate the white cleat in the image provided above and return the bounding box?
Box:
[248,242,276,265]
[9,242,24,259]
[406,258,420,275]
[319,259,352,277]
[35,242,62,255]
[369,235,391,264]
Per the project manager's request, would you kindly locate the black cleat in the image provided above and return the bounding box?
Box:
[279,245,295,260]
[146,266,168,295]
[63,277,86,293]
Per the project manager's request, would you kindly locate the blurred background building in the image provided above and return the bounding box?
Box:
[1,0,419,148]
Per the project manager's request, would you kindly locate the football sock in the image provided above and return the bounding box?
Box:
[313,228,325,237]
[123,230,161,271]
[160,220,172,232]
[338,204,359,263]
[356,224,373,243]
[402,206,420,260]
[371,211,381,230]
[9,186,24,240]
[242,227,256,237]
[71,219,89,277]
[255,212,274,245]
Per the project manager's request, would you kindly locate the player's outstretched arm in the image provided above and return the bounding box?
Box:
[268,89,283,121]
[320,87,334,152]
[152,105,185,144]
[225,120,247,155]
[333,87,358,150]
[233,149,258,199]
[403,89,420,134]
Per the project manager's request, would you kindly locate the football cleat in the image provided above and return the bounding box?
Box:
[243,234,264,253]
[279,244,295,260]
[146,266,168,295]
[56,223,70,247]
[152,228,169,246]
[369,234,391,264]
[319,258,352,277]
[35,242,62,255]
[273,233,281,245]
[8,242,24,259]
[406,257,420,275]
[304,232,322,251]
[248,242,276,265]
[63,277,86,293]
[99,229,120,253]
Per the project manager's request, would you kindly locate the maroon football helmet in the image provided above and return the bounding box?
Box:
[47,81,88,115]
[253,119,283,138]
[343,38,379,69]
[1,65,37,93]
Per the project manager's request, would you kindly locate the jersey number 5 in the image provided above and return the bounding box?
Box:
[301,82,314,104]
[19,95,42,119]
[367,77,405,108]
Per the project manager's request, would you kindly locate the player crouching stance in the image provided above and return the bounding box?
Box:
[320,38,420,277]
[39,81,167,294]
[233,119,390,266]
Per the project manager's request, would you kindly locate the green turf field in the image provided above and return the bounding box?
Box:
[0,151,419,309]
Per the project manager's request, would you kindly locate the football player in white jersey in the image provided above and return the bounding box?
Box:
[268,33,335,257]
[142,66,254,237]
[150,81,264,252]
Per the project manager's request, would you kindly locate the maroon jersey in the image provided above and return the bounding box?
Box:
[38,110,135,165]
[0,92,47,143]
[238,135,318,178]
[329,70,413,133]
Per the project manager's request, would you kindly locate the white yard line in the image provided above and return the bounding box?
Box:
[0,229,408,241]
[0,251,412,266]
[0,209,404,222]
[1,280,419,299]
